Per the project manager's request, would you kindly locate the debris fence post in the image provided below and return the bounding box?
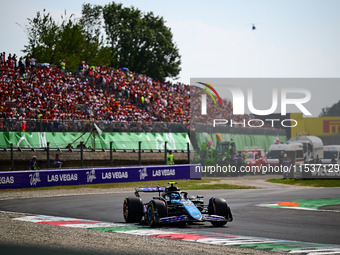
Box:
[46,142,50,169]
[110,141,113,167]
[80,141,84,168]
[138,141,142,166]
[187,142,190,163]
[10,143,14,171]
[164,141,168,165]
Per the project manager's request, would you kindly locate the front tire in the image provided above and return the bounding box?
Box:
[208,197,232,227]
[123,197,143,223]
[146,200,167,227]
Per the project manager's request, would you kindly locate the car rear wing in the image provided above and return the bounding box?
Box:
[134,187,165,197]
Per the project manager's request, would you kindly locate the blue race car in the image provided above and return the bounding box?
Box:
[123,182,233,227]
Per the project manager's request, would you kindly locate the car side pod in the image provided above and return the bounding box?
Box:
[181,200,203,221]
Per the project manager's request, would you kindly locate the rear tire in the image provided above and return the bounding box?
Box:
[146,200,167,227]
[123,197,143,223]
[208,197,232,227]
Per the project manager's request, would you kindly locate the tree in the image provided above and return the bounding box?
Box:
[79,3,109,66]
[23,9,102,71]
[23,2,182,80]
[23,9,59,64]
[320,100,340,117]
[102,2,181,80]
[54,13,89,71]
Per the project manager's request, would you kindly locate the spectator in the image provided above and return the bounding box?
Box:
[18,57,25,74]
[30,56,36,68]
[237,151,245,170]
[25,55,30,68]
[53,153,63,169]
[29,156,39,170]
[12,54,17,69]
[283,154,290,166]
[60,59,66,73]
[2,52,6,63]
[167,150,174,165]
[7,54,13,68]
[279,151,284,166]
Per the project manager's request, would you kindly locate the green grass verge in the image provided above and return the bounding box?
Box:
[0,178,256,191]
[267,178,340,187]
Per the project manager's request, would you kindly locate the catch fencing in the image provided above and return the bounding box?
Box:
[0,119,189,133]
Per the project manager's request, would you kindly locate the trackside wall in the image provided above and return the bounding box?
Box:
[0,164,201,189]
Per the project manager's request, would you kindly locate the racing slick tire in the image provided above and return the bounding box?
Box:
[208,197,233,227]
[146,200,167,227]
[123,197,143,223]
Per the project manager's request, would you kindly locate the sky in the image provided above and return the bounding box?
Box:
[1,0,340,116]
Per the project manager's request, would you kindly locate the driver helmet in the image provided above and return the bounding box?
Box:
[170,192,180,200]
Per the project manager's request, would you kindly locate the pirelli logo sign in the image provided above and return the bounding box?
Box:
[323,120,340,134]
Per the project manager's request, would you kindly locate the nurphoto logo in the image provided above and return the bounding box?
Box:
[198,83,311,116]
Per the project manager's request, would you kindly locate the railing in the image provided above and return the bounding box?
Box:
[0,119,189,133]
[3,141,192,171]
[0,119,287,135]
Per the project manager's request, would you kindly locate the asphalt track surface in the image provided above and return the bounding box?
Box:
[1,183,340,246]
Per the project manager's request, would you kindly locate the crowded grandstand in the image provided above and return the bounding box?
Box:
[1,51,278,132]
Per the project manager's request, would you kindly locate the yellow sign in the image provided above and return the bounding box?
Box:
[291,113,340,137]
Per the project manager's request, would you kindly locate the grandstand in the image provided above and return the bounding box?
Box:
[0,51,286,171]
[0,57,190,124]
[0,51,286,130]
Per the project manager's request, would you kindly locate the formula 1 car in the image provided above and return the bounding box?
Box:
[123,182,233,227]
